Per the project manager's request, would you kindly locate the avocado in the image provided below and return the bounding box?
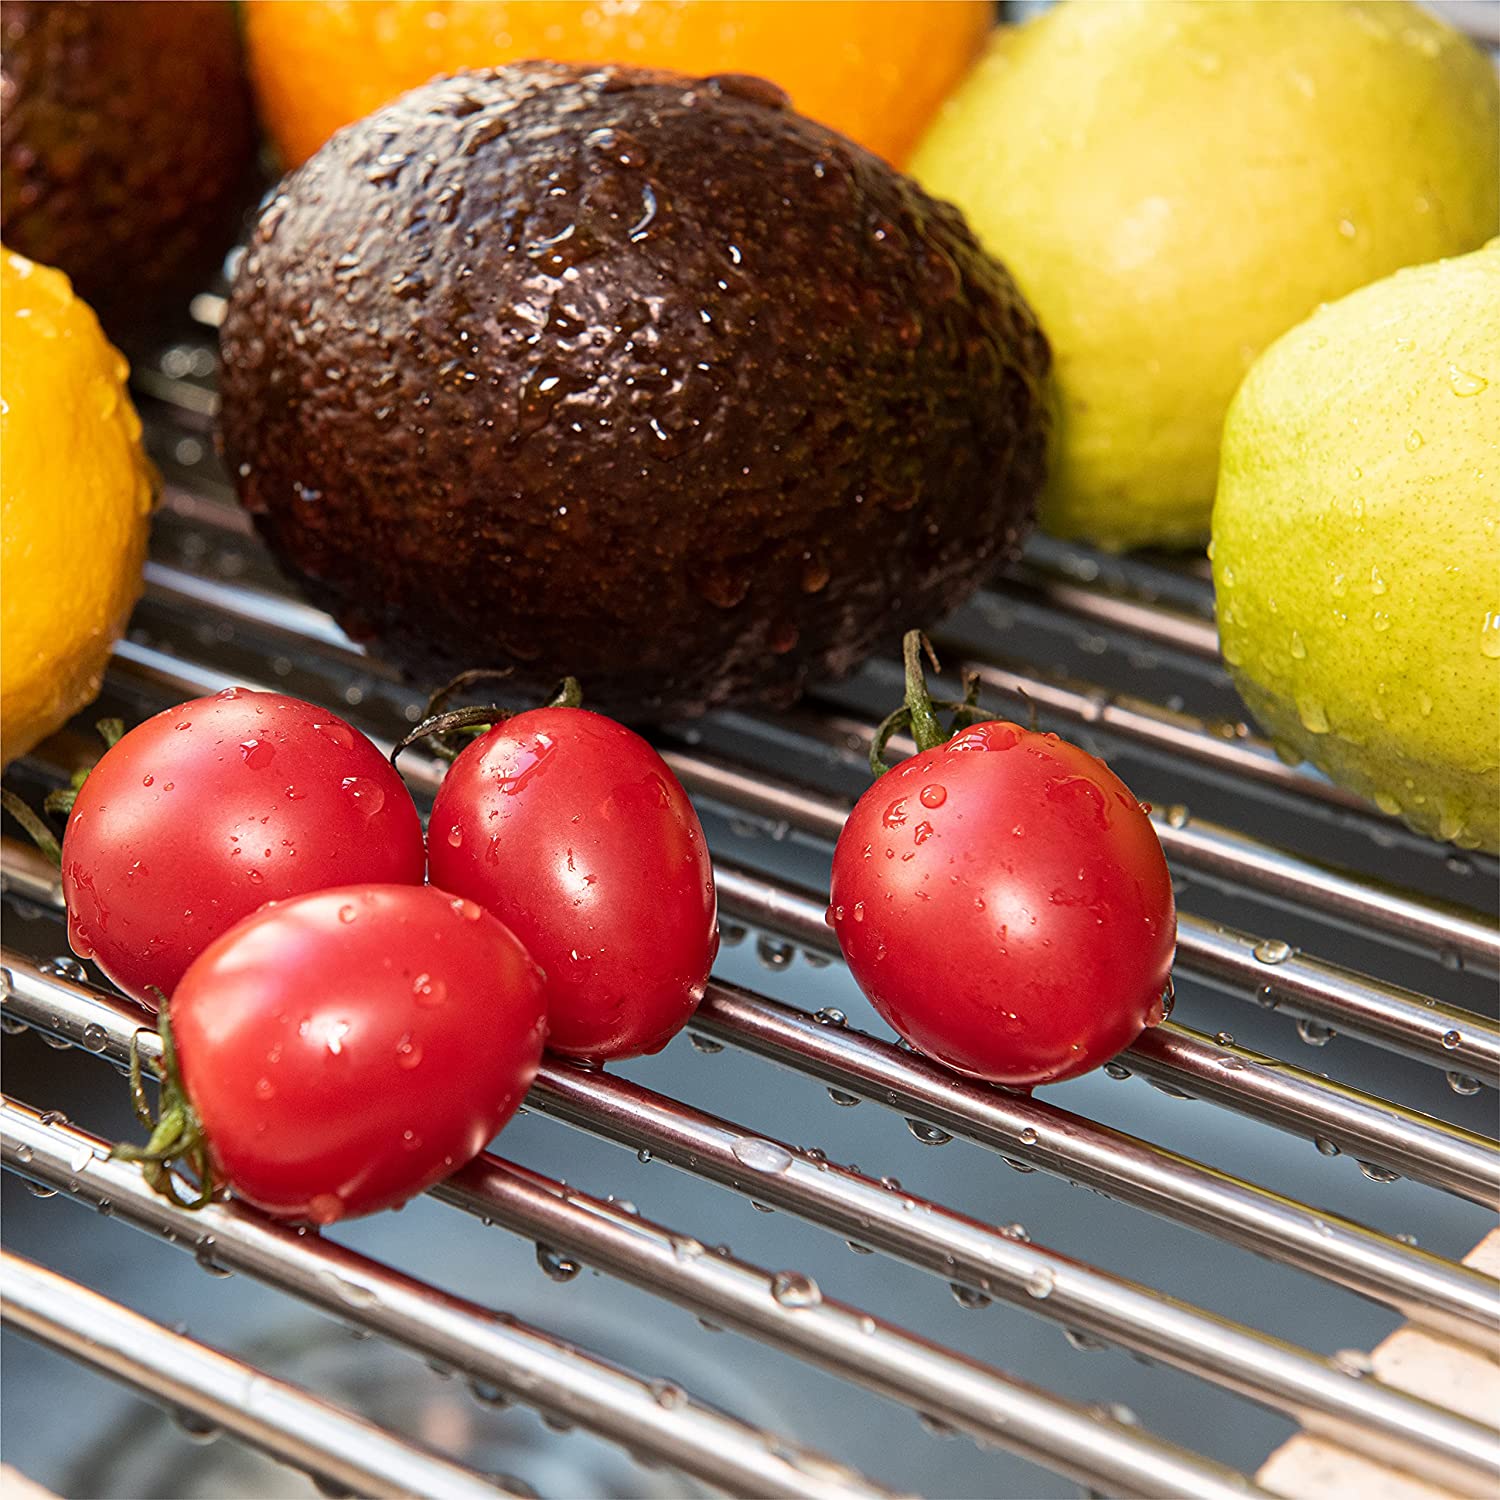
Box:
[1,1,258,343]
[218,62,1049,720]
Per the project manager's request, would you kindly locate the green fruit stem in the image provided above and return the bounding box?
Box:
[869,630,991,776]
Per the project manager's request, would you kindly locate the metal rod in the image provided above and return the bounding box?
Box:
[434,1162,1264,1500]
[700,708,1498,974]
[712,861,1500,1189]
[688,983,1500,1351]
[1,1251,514,1500]
[522,1068,1500,1498]
[5,954,1498,1499]
[5,960,1494,1500]
[998,564,1222,663]
[92,640,1500,1077]
[0,1100,898,1500]
[114,577,1500,975]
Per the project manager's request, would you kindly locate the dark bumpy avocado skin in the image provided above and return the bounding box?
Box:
[1,0,257,342]
[219,63,1050,719]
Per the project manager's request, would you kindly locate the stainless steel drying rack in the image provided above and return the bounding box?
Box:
[2,284,1498,1500]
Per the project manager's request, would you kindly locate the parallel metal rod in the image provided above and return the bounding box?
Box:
[711,863,1500,1203]
[936,650,1377,815]
[522,1068,1500,1499]
[137,539,1500,973]
[998,565,1222,663]
[688,983,1500,1353]
[0,1100,898,1500]
[4,972,1493,1498]
[1,1251,514,1500]
[688,709,1498,974]
[93,638,1500,1081]
[6,950,1500,1490]
[434,1161,1263,1500]
[664,746,1499,1079]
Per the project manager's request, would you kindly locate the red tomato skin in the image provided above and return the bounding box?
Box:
[829,721,1175,1087]
[171,883,548,1224]
[428,707,718,1062]
[61,689,426,1004]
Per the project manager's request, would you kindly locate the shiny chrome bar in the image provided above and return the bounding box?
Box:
[93,639,1500,1078]
[0,1100,899,1500]
[524,1067,1500,1498]
[732,707,1498,973]
[3,971,1494,1497]
[712,861,1500,1192]
[998,564,1222,663]
[435,1162,1263,1500]
[1,1251,513,1500]
[6,953,1498,1430]
[687,983,1500,1351]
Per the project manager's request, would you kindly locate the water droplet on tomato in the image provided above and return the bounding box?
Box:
[311,721,353,750]
[254,1077,275,1101]
[918,785,947,808]
[240,739,275,770]
[913,821,934,845]
[306,1193,343,1225]
[341,777,385,815]
[450,896,484,921]
[395,1033,423,1069]
[447,824,463,847]
[413,973,446,1007]
[141,775,154,787]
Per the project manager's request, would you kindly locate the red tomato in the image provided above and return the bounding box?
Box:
[169,883,547,1223]
[828,720,1175,1087]
[63,689,425,1003]
[428,708,718,1062]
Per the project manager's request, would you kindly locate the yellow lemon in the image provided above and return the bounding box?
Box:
[1,247,154,764]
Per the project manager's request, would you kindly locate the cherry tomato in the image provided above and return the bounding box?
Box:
[829,719,1175,1086]
[428,707,718,1061]
[168,883,547,1224]
[63,688,425,1003]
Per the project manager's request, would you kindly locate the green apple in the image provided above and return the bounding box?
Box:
[1212,241,1499,852]
[910,0,1498,551]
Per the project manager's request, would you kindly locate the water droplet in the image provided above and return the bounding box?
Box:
[770,1271,821,1308]
[732,1138,793,1174]
[1481,611,1500,659]
[813,1008,847,1028]
[1405,429,1424,451]
[340,776,386,816]
[412,973,446,1008]
[467,1378,511,1408]
[1001,1223,1030,1242]
[1441,1029,1462,1051]
[172,1409,221,1444]
[919,785,947,809]
[536,1244,581,1282]
[1296,695,1330,735]
[1254,938,1292,965]
[1447,364,1488,397]
[1025,1268,1056,1300]
[846,1240,873,1255]
[827,1088,860,1107]
[79,1023,108,1053]
[254,1076,276,1102]
[239,738,275,770]
[1017,1126,1038,1147]
[1332,1348,1373,1379]
[1446,1071,1481,1096]
[446,824,463,847]
[650,1380,686,1410]
[1357,1161,1400,1184]
[1289,630,1307,660]
[395,1033,422,1069]
[904,1119,952,1147]
[756,937,795,970]
[195,1238,232,1277]
[950,1283,991,1310]
[40,956,87,983]
[1314,1137,1341,1157]
[307,1193,344,1225]
[1063,1328,1109,1352]
[1103,1061,1132,1080]
[338,904,357,924]
[1296,1018,1336,1047]
[1396,1232,1419,1247]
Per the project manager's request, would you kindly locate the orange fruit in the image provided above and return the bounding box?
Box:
[245,0,991,168]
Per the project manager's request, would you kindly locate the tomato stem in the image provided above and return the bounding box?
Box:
[391,671,586,771]
[869,630,993,776]
[110,996,216,1211]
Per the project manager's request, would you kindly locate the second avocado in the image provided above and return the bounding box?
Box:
[219,63,1050,719]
